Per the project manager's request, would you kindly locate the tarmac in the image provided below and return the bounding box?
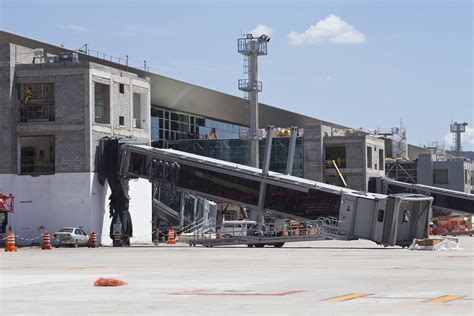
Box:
[1,237,473,315]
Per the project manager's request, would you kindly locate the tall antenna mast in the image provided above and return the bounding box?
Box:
[450,122,468,157]
[237,33,270,168]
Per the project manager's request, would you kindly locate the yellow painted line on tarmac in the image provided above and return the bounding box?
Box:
[328,293,370,301]
[428,295,465,303]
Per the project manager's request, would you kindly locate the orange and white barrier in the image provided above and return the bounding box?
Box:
[41,231,52,250]
[88,231,98,248]
[5,232,17,252]
[167,229,176,244]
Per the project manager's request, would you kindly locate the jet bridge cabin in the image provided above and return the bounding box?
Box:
[116,142,432,247]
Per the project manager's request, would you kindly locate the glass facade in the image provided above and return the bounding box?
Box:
[178,165,261,206]
[151,105,248,142]
[169,137,304,177]
[264,185,341,220]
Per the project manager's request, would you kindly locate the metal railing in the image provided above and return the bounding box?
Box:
[238,79,262,92]
[19,102,54,122]
[78,47,149,72]
[179,217,347,244]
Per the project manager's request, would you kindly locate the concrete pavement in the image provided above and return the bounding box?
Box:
[1,238,473,315]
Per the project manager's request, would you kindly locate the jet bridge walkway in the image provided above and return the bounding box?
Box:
[371,177,474,215]
[116,141,433,247]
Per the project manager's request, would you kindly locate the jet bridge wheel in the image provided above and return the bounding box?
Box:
[271,242,285,248]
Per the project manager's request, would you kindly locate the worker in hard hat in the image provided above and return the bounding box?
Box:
[24,86,33,104]
[209,127,219,139]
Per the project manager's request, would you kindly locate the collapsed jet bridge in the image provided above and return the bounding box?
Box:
[371,177,474,215]
[117,142,433,247]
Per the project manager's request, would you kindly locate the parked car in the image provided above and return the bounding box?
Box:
[53,227,89,247]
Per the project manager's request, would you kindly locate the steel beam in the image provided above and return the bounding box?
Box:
[285,126,298,175]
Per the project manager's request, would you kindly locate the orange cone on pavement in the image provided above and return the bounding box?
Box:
[88,231,98,248]
[5,231,17,252]
[41,231,52,250]
[167,229,176,244]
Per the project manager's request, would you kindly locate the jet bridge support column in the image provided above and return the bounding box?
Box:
[285,126,298,175]
[254,126,274,231]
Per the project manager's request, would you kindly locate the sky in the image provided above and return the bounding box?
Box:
[1,0,472,150]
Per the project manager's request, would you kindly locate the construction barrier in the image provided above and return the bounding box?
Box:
[88,231,98,248]
[5,231,17,252]
[167,229,176,244]
[113,231,122,247]
[41,231,52,250]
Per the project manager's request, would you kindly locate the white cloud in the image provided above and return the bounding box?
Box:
[442,126,474,151]
[288,14,366,46]
[60,24,88,32]
[248,25,272,37]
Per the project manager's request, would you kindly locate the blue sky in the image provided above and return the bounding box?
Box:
[1,0,472,150]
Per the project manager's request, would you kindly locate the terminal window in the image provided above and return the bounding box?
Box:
[133,92,147,129]
[377,209,384,222]
[94,82,110,124]
[19,136,55,175]
[433,169,449,185]
[367,146,372,169]
[402,210,410,223]
[379,149,384,170]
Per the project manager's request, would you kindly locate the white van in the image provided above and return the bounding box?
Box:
[221,220,257,237]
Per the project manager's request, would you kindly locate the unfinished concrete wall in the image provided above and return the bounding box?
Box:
[303,125,330,182]
[90,63,150,172]
[0,43,17,174]
[365,136,386,190]
[417,154,472,193]
[322,134,385,192]
[324,135,366,191]
[14,63,88,174]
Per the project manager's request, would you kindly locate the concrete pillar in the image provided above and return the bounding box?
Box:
[303,125,325,182]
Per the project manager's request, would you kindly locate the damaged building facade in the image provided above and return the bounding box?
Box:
[0,32,151,245]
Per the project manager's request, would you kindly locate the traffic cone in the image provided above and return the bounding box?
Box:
[5,232,17,252]
[88,231,98,248]
[41,231,52,250]
[167,229,176,244]
[113,231,122,247]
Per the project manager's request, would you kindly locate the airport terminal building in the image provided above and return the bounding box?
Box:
[1,31,457,245]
